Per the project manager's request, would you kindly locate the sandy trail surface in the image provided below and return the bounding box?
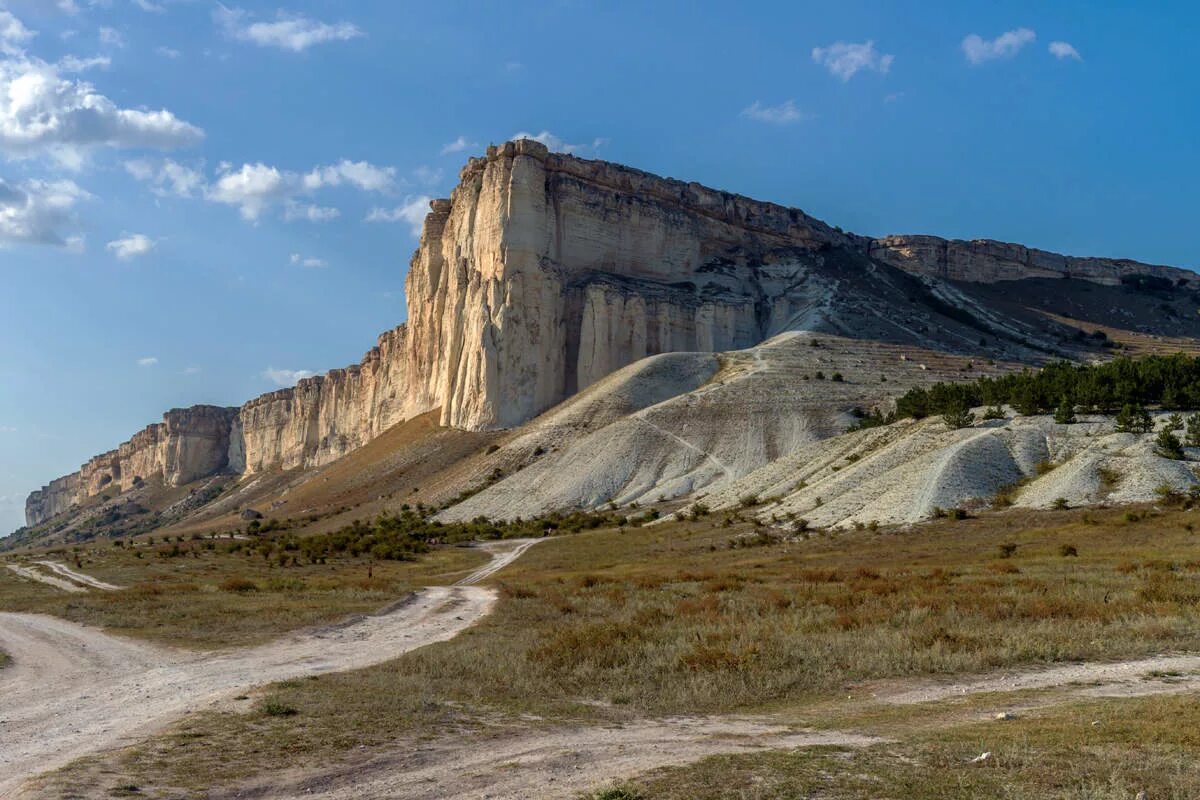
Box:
[258,719,881,800]
[877,652,1200,705]
[34,560,123,590]
[5,563,87,593]
[256,651,1200,800]
[0,538,539,799]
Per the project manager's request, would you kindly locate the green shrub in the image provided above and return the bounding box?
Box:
[1156,428,1185,460]
[260,701,298,717]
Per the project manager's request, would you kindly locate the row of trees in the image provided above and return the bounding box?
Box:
[896,355,1200,420]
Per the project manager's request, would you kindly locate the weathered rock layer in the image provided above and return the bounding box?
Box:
[23,140,1196,527]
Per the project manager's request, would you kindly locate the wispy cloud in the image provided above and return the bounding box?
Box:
[440,135,477,156]
[107,233,155,260]
[263,367,315,387]
[215,6,363,52]
[366,195,432,236]
[0,178,91,247]
[137,356,158,367]
[812,40,894,81]
[962,28,1036,65]
[740,100,806,124]
[0,19,202,168]
[510,130,607,155]
[290,253,326,268]
[1049,41,1082,61]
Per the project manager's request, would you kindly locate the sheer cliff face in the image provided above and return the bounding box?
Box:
[405,138,858,430]
[868,235,1198,286]
[23,140,1198,527]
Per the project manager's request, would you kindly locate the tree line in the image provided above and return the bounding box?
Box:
[893,355,1200,420]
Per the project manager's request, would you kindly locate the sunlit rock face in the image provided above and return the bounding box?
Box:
[23,141,1196,527]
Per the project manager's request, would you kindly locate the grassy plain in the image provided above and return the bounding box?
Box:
[0,537,486,647]
[33,502,1200,795]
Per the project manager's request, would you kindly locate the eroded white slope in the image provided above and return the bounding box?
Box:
[440,333,1002,522]
[698,412,1199,528]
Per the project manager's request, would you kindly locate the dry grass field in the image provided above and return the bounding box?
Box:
[0,537,487,647]
[628,692,1200,800]
[26,501,1200,796]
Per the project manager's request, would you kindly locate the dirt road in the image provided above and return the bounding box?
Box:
[257,719,880,800]
[35,560,123,590]
[0,538,539,798]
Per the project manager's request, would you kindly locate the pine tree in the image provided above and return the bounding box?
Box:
[1053,397,1076,425]
[1186,414,1200,447]
[1156,428,1185,460]
[1115,403,1153,434]
[942,403,975,430]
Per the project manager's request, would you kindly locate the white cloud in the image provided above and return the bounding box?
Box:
[98,26,124,48]
[124,157,205,197]
[511,130,603,155]
[57,54,110,71]
[0,177,90,246]
[216,6,363,52]
[303,159,395,192]
[182,365,201,375]
[811,40,894,81]
[1049,41,1082,61]
[154,45,180,58]
[202,158,393,221]
[962,28,1036,65]
[133,0,165,12]
[0,425,16,433]
[106,232,154,259]
[263,366,315,387]
[206,161,284,221]
[136,356,158,366]
[283,201,339,222]
[0,52,202,166]
[0,11,34,54]
[740,100,806,124]
[440,135,476,155]
[289,252,326,268]
[366,194,432,236]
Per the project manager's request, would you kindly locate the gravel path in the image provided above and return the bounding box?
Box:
[878,653,1200,705]
[258,719,881,800]
[5,564,86,593]
[0,539,539,798]
[35,560,123,591]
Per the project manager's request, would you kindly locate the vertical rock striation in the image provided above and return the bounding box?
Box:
[22,140,1197,527]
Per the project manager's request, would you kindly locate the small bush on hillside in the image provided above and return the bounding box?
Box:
[997,542,1018,559]
[1053,497,1070,510]
[1186,413,1200,446]
[942,404,975,430]
[593,786,644,800]
[1166,413,1185,431]
[221,576,258,593]
[1059,543,1079,557]
[1053,397,1077,424]
[259,701,298,717]
[982,405,1006,420]
[1156,428,1186,460]
[831,372,845,382]
[1115,403,1154,434]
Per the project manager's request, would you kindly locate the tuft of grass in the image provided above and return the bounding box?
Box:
[259,701,298,718]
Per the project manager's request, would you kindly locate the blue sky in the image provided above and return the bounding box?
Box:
[1,1,1197,532]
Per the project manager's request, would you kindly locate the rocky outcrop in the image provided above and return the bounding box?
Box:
[24,473,81,527]
[866,235,1199,287]
[22,140,1198,528]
